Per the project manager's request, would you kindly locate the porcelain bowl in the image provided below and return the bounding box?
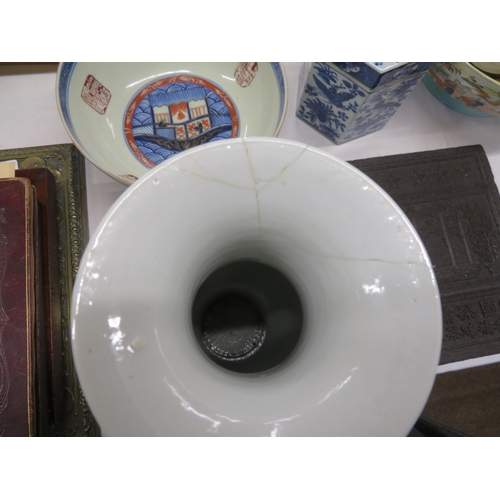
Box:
[56,62,287,184]
[71,137,442,436]
[423,62,500,117]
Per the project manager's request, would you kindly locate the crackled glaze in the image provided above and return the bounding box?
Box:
[71,138,442,436]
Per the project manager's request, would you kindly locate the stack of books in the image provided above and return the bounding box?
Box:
[0,144,98,437]
[0,162,62,436]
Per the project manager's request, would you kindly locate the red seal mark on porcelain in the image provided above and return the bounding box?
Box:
[81,75,111,115]
[234,63,258,87]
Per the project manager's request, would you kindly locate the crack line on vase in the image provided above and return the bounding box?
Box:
[256,145,309,192]
[259,228,425,265]
[168,165,254,191]
[243,139,263,231]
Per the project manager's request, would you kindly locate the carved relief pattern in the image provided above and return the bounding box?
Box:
[351,146,500,364]
[442,292,500,352]
[403,197,500,288]
[0,144,98,436]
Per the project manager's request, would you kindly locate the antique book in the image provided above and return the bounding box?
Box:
[0,144,98,437]
[31,186,51,435]
[15,168,63,426]
[0,177,37,436]
[351,145,500,365]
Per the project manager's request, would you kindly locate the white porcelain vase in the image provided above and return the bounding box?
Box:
[71,138,442,436]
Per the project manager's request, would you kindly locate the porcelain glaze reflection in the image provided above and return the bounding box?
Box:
[56,63,287,185]
[71,138,442,436]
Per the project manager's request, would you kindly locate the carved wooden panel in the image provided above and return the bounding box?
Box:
[351,145,500,364]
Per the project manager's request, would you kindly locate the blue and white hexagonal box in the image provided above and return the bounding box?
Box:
[296,62,432,145]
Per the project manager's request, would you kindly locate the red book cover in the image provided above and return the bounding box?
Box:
[0,177,36,436]
[16,168,62,427]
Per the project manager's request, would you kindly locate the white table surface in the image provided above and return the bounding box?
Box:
[2,62,500,374]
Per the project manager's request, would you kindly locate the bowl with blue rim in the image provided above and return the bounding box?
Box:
[56,62,288,185]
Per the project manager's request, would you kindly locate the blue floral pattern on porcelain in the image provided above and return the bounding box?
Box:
[296,62,431,145]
